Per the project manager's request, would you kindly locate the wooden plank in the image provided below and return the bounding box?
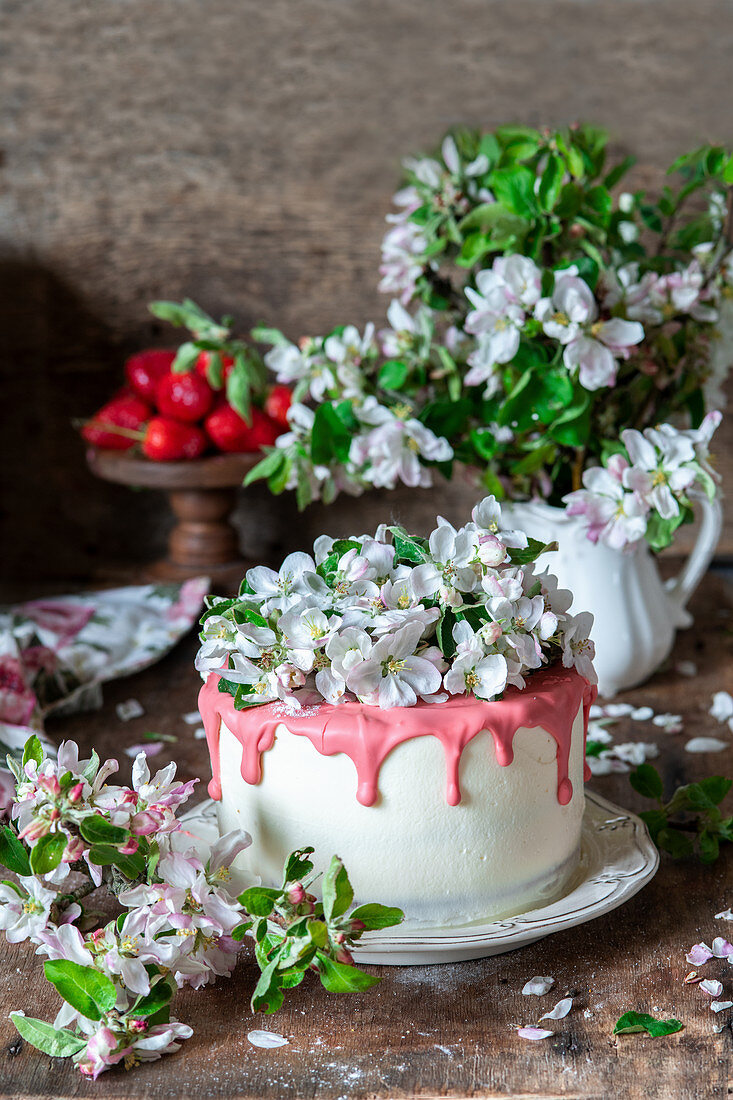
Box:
[1,572,732,1097]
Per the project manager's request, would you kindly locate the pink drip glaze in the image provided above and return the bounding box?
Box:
[199,664,596,808]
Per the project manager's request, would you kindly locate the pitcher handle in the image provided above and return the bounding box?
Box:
[664,491,723,627]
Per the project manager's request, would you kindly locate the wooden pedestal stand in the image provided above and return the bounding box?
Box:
[86,448,260,590]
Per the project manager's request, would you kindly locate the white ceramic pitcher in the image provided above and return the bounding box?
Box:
[502,496,723,697]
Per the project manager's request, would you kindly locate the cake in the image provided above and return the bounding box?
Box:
[197,496,597,929]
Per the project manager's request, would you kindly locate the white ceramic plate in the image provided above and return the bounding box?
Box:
[177,790,659,966]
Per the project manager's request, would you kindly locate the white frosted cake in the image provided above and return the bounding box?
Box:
[196,495,597,929]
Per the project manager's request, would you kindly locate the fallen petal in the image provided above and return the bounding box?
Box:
[715,909,733,921]
[712,938,733,959]
[710,1000,733,1013]
[684,971,701,984]
[700,979,723,997]
[517,1027,553,1041]
[675,661,697,677]
[247,1030,289,1049]
[686,943,713,966]
[182,711,201,724]
[522,976,555,996]
[710,691,733,723]
[685,737,729,754]
[124,742,164,758]
[539,997,573,1021]
[116,698,145,722]
[630,706,654,721]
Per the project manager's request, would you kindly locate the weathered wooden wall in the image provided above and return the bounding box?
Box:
[2,0,733,585]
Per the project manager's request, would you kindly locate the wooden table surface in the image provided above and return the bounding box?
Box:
[1,573,733,1100]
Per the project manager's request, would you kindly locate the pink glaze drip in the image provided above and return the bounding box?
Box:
[199,665,596,808]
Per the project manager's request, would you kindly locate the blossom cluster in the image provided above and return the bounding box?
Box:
[238,125,731,555]
[564,412,721,550]
[195,495,596,711]
[0,737,401,1079]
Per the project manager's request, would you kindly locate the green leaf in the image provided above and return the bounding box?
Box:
[690,776,732,808]
[226,355,253,422]
[657,828,694,859]
[507,537,553,566]
[250,956,284,1014]
[489,166,537,217]
[604,155,636,189]
[10,1013,86,1058]
[613,1011,683,1038]
[130,976,176,1019]
[349,903,404,931]
[630,764,664,802]
[316,952,380,993]
[322,856,354,922]
[22,735,44,771]
[378,360,409,391]
[388,528,429,565]
[538,156,564,212]
[638,809,668,842]
[699,830,720,864]
[436,608,458,661]
[239,886,281,917]
[79,815,130,846]
[243,449,287,489]
[311,403,354,466]
[87,844,145,879]
[458,203,526,239]
[0,825,31,876]
[29,832,67,876]
[172,341,200,373]
[644,510,686,553]
[283,847,315,885]
[43,960,117,1021]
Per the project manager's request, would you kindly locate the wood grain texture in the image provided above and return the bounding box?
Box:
[0,570,732,1099]
[1,0,733,584]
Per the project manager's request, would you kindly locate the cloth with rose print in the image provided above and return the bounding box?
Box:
[0,579,209,809]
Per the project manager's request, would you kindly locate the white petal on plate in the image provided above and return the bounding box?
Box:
[522,976,555,996]
[712,937,733,959]
[116,698,145,722]
[183,710,202,724]
[715,909,733,921]
[539,997,573,1021]
[124,742,164,758]
[517,1027,553,1040]
[247,1030,289,1049]
[685,737,729,754]
[686,943,713,965]
[700,979,723,997]
[710,1000,733,1013]
[630,706,654,721]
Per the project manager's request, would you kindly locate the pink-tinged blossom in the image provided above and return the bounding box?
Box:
[564,455,648,551]
[621,427,696,519]
[685,942,713,966]
[75,1019,193,1079]
[0,877,55,943]
[535,269,644,390]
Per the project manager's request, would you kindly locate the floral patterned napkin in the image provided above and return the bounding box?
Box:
[0,578,209,806]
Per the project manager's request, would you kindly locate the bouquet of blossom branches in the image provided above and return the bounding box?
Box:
[0,738,401,1078]
[150,126,732,552]
[196,495,595,711]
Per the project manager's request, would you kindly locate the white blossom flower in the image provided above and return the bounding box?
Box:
[346,621,443,707]
[0,877,55,943]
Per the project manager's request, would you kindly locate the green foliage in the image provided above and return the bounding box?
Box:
[613,1011,683,1038]
[630,765,733,863]
[43,960,117,1021]
[10,1013,86,1057]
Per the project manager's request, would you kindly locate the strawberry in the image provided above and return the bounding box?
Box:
[142,417,208,461]
[195,351,235,389]
[81,392,151,450]
[155,371,214,423]
[264,385,293,428]
[204,405,281,453]
[125,349,176,401]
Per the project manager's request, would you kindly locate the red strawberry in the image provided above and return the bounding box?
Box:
[204,405,281,453]
[81,392,151,450]
[142,417,207,461]
[125,349,177,401]
[195,351,235,389]
[264,385,293,428]
[155,371,214,423]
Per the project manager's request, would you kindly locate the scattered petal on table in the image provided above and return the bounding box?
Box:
[710,691,733,724]
[539,997,573,1021]
[684,971,701,984]
[710,1001,733,1013]
[517,1027,553,1041]
[604,703,634,717]
[116,698,145,722]
[124,741,164,758]
[193,727,207,740]
[686,943,713,966]
[652,713,683,733]
[685,737,728,754]
[675,661,697,677]
[715,909,733,921]
[522,976,554,996]
[630,706,654,721]
[247,1030,289,1049]
[712,938,733,959]
[700,979,723,997]
[182,710,201,725]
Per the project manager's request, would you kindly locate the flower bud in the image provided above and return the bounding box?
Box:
[481,622,503,645]
[127,1018,147,1033]
[334,944,354,965]
[349,919,366,933]
[286,882,306,905]
[67,782,84,804]
[478,533,507,568]
[63,835,85,862]
[130,810,162,836]
[119,837,140,856]
[19,817,50,842]
[38,774,61,797]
